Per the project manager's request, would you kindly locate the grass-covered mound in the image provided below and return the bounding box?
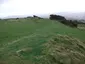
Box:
[0,18,85,64]
[37,35,85,64]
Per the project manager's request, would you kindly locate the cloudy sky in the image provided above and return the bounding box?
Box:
[0,0,85,18]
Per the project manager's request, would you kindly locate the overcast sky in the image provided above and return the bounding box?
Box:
[0,0,85,18]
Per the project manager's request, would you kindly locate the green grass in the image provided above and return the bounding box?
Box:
[0,18,85,64]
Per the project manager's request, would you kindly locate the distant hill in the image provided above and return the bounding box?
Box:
[1,12,85,23]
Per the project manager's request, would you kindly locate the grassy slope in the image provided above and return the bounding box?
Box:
[38,35,85,64]
[0,18,85,64]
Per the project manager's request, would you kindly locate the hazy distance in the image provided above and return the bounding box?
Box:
[0,0,85,20]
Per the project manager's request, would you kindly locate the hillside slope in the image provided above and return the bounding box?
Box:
[0,18,85,64]
[37,35,85,64]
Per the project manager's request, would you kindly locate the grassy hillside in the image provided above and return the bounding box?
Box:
[0,18,85,64]
[37,35,85,64]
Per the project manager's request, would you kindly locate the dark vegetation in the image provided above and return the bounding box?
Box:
[33,15,43,19]
[50,14,66,20]
[16,18,19,20]
[49,14,79,28]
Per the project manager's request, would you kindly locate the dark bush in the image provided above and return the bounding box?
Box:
[49,14,78,28]
[33,15,43,19]
[16,18,19,20]
[50,14,66,21]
